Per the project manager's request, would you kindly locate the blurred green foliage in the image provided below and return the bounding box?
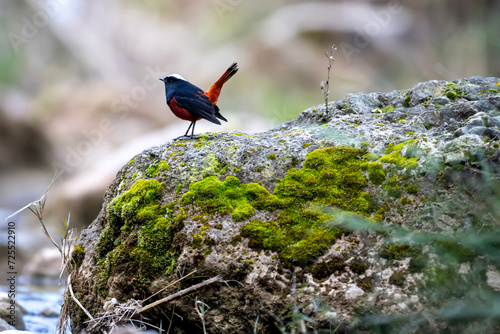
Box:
[334,163,500,333]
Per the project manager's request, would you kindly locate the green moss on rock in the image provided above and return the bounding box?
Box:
[379,243,420,261]
[446,91,457,100]
[385,180,402,198]
[180,176,280,222]
[71,244,85,270]
[404,94,411,106]
[434,239,476,262]
[146,160,169,177]
[276,146,369,212]
[409,252,427,273]
[247,146,372,266]
[367,162,386,185]
[401,197,412,205]
[381,106,395,113]
[194,141,208,149]
[219,165,228,175]
[202,153,221,177]
[349,259,368,274]
[192,234,203,249]
[181,146,373,267]
[302,142,315,149]
[158,161,169,172]
[146,165,158,177]
[384,139,415,154]
[380,140,418,173]
[267,153,277,160]
[95,179,182,298]
[406,184,418,194]
[364,153,379,162]
[389,270,406,286]
[380,150,416,170]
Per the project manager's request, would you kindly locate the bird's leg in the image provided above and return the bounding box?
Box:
[184,122,193,137]
[174,121,199,141]
[190,121,196,138]
[187,121,200,140]
[174,122,193,141]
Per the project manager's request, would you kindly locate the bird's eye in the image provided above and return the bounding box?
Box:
[167,77,174,83]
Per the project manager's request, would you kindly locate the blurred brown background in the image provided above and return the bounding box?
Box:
[0,0,499,278]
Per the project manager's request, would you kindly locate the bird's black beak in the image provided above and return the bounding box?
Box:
[159,78,165,82]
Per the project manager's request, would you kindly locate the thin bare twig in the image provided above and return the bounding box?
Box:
[137,276,221,314]
[68,274,94,321]
[321,44,337,116]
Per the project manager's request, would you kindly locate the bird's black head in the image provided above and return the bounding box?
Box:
[160,74,187,101]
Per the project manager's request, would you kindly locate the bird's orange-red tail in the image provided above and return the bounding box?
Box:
[206,63,238,106]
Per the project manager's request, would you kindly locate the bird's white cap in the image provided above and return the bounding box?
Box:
[168,74,186,80]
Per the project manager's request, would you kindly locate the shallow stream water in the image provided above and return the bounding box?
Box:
[0,284,64,333]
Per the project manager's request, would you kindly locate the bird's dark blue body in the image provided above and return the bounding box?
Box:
[162,76,220,124]
[160,63,238,140]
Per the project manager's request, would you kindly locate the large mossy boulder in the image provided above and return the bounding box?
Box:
[67,77,500,333]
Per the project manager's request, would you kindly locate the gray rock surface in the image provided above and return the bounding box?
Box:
[0,293,26,330]
[66,77,500,333]
[0,318,15,331]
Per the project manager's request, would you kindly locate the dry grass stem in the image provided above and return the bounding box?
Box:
[4,171,87,334]
[195,298,210,334]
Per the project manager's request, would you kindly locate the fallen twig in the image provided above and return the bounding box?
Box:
[142,270,197,303]
[137,275,221,314]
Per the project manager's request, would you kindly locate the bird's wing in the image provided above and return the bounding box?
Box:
[174,88,220,125]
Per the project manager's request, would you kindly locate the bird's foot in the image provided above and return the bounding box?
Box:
[174,134,200,141]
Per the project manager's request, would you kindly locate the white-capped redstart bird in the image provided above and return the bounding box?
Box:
[159,63,238,140]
